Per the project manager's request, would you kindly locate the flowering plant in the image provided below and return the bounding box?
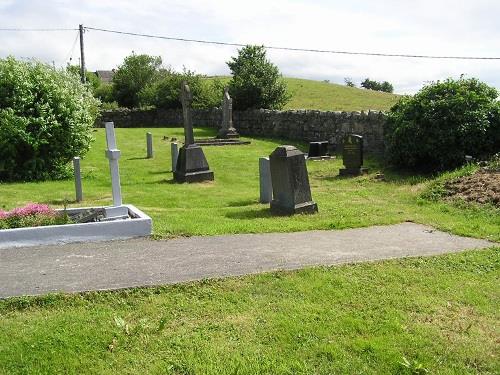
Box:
[0,203,71,229]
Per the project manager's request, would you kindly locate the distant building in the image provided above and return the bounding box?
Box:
[94,70,115,83]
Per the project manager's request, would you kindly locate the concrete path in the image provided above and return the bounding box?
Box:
[0,222,494,298]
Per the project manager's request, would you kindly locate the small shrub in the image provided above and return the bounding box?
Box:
[0,203,71,230]
[385,77,500,171]
[0,57,100,181]
[344,77,356,87]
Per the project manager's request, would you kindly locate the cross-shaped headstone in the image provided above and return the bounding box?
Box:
[180,81,194,145]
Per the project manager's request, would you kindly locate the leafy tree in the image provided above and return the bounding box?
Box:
[0,57,99,181]
[361,78,394,93]
[385,77,500,171]
[112,53,162,108]
[139,69,224,110]
[227,45,290,110]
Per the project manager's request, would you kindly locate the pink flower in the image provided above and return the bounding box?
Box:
[3,203,56,219]
[0,210,6,219]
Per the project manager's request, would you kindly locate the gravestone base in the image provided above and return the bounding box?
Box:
[270,200,318,216]
[339,167,369,176]
[216,128,240,139]
[174,144,214,183]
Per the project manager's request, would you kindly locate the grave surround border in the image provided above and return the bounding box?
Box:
[0,204,152,249]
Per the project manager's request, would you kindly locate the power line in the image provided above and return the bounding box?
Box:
[0,27,78,31]
[85,26,500,61]
[64,30,80,63]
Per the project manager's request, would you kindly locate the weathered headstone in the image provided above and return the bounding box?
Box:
[174,82,214,183]
[217,87,239,139]
[146,132,153,158]
[339,134,368,176]
[73,157,83,202]
[269,145,318,215]
[259,157,272,204]
[171,142,179,172]
[307,141,330,159]
[104,122,128,218]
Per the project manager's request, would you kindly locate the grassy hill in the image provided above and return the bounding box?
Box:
[284,77,400,112]
[207,76,400,112]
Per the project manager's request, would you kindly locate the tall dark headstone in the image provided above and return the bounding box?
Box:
[339,134,368,176]
[174,82,214,183]
[269,145,318,215]
[217,87,239,139]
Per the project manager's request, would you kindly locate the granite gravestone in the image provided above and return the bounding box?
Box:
[217,87,239,139]
[307,141,330,159]
[269,145,318,215]
[173,82,214,183]
[339,134,368,176]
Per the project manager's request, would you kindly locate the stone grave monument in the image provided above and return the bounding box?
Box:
[217,87,239,139]
[104,122,129,219]
[339,134,369,176]
[307,141,331,160]
[173,82,214,183]
[269,145,318,215]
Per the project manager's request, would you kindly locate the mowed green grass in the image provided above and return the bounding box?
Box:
[0,248,498,374]
[0,127,498,241]
[206,76,400,111]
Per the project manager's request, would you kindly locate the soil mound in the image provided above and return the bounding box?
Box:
[444,167,500,207]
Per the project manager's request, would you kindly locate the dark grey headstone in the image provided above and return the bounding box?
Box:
[339,134,368,176]
[174,144,214,183]
[308,141,329,158]
[174,82,214,183]
[269,145,318,215]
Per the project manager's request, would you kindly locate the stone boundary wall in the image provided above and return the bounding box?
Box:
[98,108,387,153]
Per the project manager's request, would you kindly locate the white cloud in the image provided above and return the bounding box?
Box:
[1,0,499,93]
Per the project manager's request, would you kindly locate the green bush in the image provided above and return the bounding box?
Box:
[361,78,394,93]
[385,77,500,171]
[0,57,99,181]
[112,53,162,108]
[227,45,290,110]
[139,69,224,110]
[94,83,114,103]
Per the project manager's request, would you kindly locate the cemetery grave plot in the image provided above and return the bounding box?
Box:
[0,127,498,242]
[0,122,152,249]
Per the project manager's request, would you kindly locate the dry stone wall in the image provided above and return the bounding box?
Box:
[98,108,387,153]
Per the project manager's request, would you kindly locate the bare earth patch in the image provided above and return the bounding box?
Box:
[444,168,500,206]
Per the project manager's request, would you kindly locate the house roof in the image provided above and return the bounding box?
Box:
[95,70,115,83]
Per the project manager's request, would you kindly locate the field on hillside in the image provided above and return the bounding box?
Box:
[284,78,400,111]
[0,128,498,241]
[206,77,400,111]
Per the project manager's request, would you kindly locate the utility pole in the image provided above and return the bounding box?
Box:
[79,24,86,83]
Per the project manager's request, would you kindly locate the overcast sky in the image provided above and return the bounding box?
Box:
[1,0,499,93]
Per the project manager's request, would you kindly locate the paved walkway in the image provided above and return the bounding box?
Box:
[0,222,494,298]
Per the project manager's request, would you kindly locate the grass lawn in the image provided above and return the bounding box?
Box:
[0,248,498,374]
[0,127,498,241]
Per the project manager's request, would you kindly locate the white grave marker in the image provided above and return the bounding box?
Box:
[104,122,128,218]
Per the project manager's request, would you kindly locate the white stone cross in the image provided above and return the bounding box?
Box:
[104,122,123,207]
